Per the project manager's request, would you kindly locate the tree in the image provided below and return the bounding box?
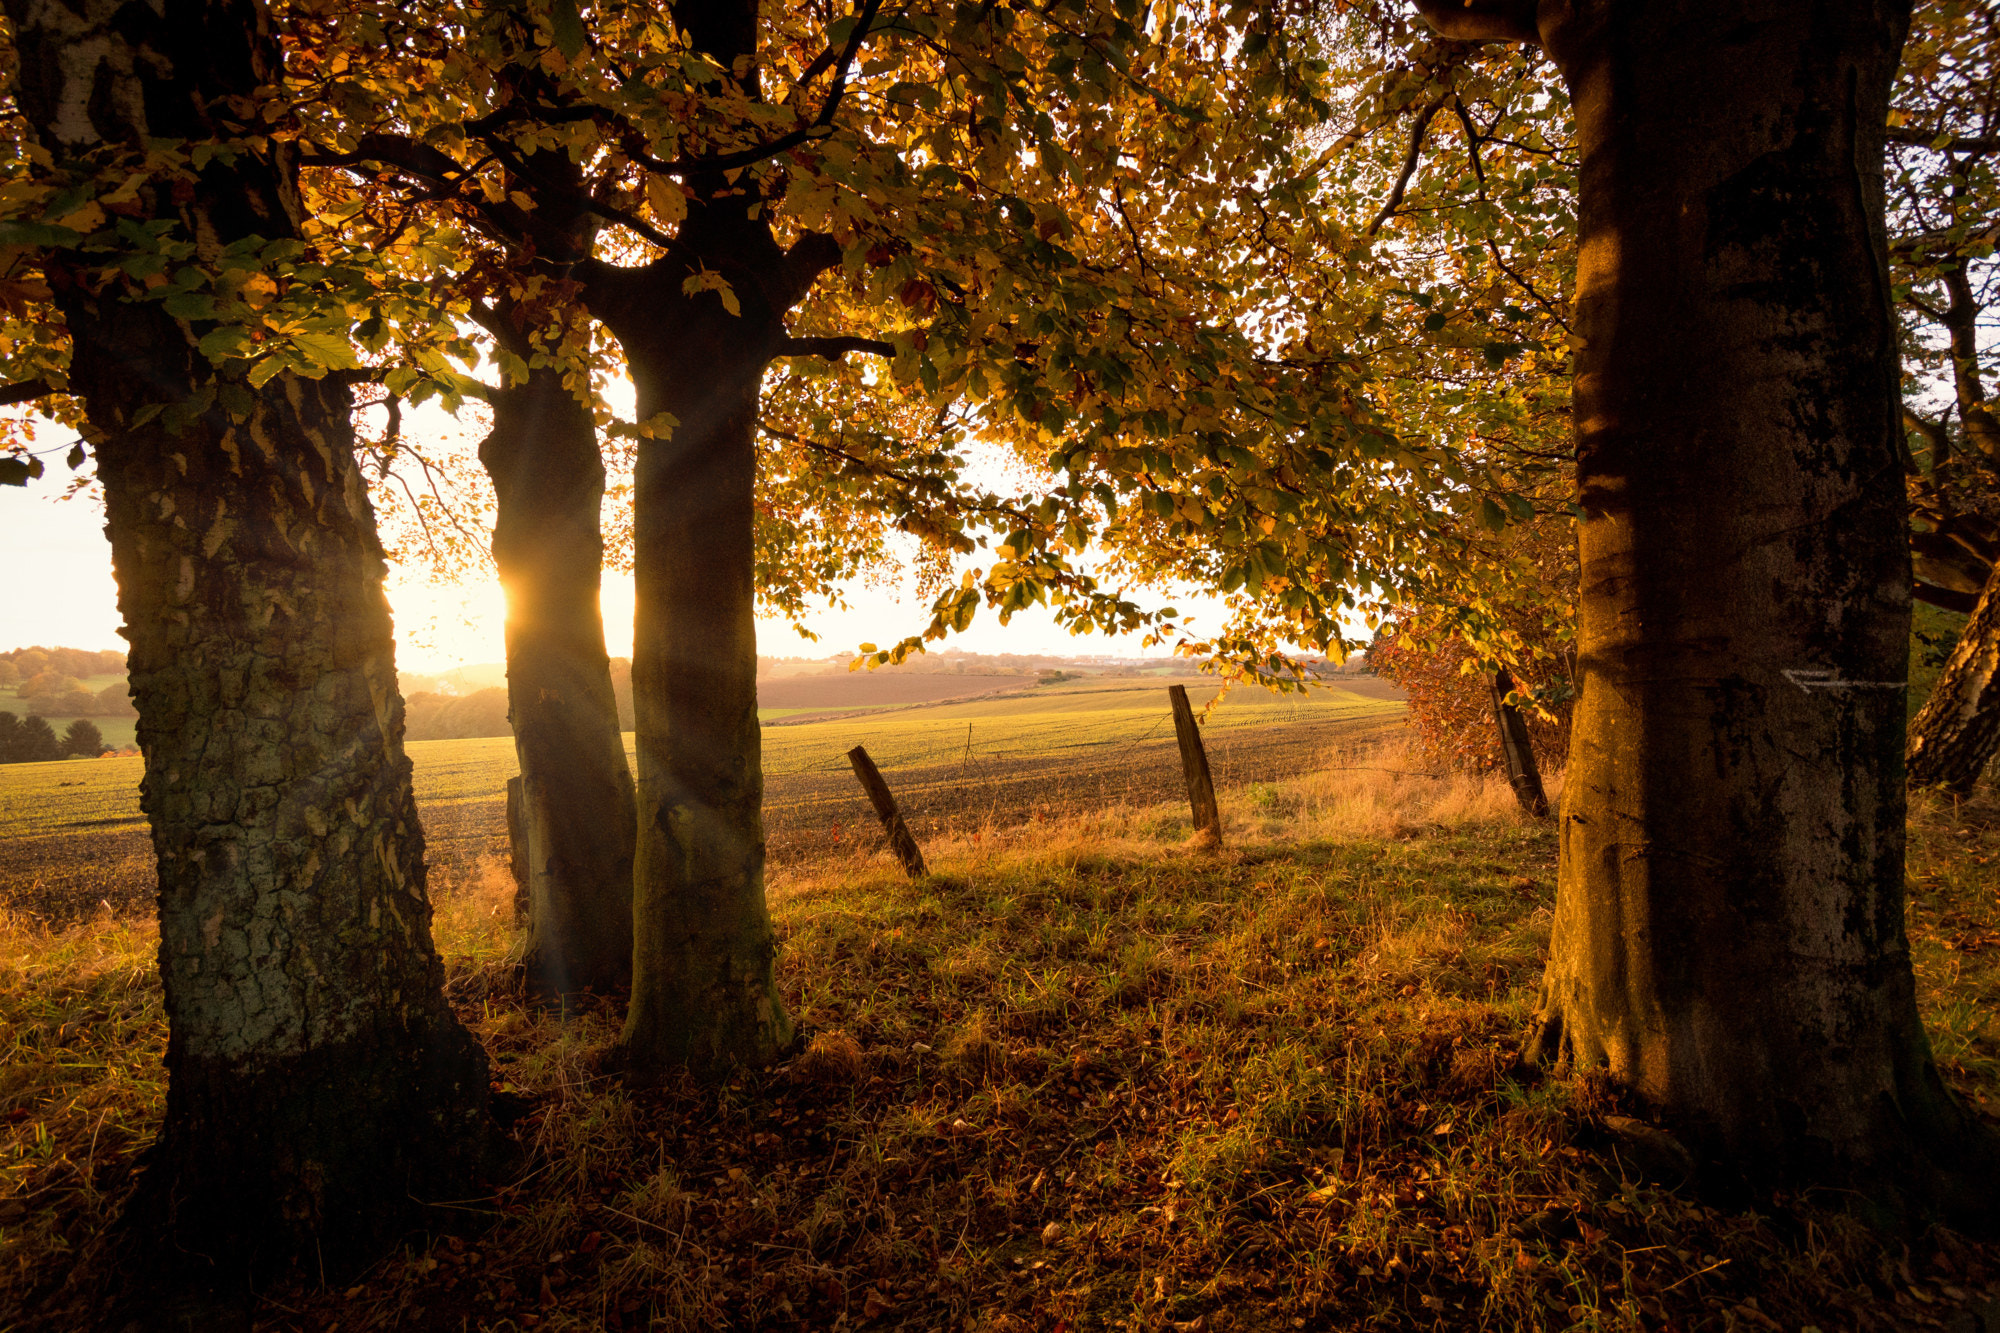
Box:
[0,711,60,764]
[14,715,61,763]
[1414,0,1999,1212]
[94,681,137,718]
[1894,0,2000,790]
[2,0,494,1287]
[482,362,640,998]
[62,719,105,757]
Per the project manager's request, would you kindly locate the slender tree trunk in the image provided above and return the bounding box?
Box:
[1489,669,1548,818]
[1908,561,2000,792]
[1521,0,1997,1211]
[9,0,493,1282]
[481,368,636,996]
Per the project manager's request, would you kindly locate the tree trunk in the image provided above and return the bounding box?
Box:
[590,246,793,1075]
[1489,669,1549,818]
[1908,561,2000,793]
[1523,0,1997,1212]
[9,0,493,1282]
[481,368,636,997]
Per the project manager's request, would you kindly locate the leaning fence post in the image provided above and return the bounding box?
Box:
[1490,669,1551,817]
[1167,685,1223,845]
[847,744,928,878]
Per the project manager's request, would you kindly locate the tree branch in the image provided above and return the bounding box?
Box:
[776,335,895,360]
[775,231,844,310]
[1409,0,1541,44]
[1915,581,1982,615]
[1366,100,1443,238]
[1888,127,2000,155]
[0,379,53,408]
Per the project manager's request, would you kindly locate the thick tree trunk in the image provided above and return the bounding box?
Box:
[571,0,838,1077]
[1908,561,2000,792]
[9,0,493,1282]
[481,368,636,996]
[590,240,794,1075]
[1522,0,1997,1212]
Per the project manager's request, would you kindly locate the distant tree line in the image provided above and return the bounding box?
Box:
[0,646,125,683]
[0,713,108,763]
[0,646,134,719]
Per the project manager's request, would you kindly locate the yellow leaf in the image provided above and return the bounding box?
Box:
[646,177,687,227]
[55,202,105,233]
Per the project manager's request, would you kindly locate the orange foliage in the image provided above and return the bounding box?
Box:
[1368,516,1577,776]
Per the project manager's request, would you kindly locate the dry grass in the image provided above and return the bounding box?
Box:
[2,757,1997,1332]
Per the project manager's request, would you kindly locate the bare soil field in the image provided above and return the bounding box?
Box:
[755,671,1037,713]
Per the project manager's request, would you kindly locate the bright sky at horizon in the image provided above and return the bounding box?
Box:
[0,468,1209,673]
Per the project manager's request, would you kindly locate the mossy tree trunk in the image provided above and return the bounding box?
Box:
[1419,0,1999,1215]
[481,365,637,997]
[9,0,492,1281]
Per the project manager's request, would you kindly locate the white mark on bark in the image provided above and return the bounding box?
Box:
[1782,668,1906,693]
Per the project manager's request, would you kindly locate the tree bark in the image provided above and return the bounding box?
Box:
[1908,560,2000,792]
[8,0,494,1281]
[598,268,793,1073]
[1489,669,1549,818]
[572,0,848,1077]
[1513,0,1998,1213]
[481,367,636,997]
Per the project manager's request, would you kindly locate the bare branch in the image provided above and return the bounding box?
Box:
[1409,0,1540,44]
[0,379,54,407]
[1366,100,1443,238]
[777,335,895,360]
[1888,127,2000,155]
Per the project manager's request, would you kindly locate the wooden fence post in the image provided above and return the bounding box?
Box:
[1490,669,1551,817]
[847,744,928,878]
[1168,685,1223,845]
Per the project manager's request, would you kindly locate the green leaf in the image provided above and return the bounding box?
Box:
[287,332,359,373]
[0,457,40,486]
[548,0,589,60]
[246,356,288,389]
[198,326,254,361]
[163,291,218,320]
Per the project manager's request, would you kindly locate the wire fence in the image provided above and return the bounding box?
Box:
[761,708,1405,864]
[1,692,1407,923]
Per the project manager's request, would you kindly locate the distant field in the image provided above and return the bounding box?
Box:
[1,672,137,750]
[754,670,1036,712]
[0,678,1405,922]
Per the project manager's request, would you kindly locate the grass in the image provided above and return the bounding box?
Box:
[2,754,1997,1331]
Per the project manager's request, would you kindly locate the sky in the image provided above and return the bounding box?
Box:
[0,459,1208,673]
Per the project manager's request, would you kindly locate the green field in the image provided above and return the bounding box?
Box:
[0,679,1397,842]
[0,679,1403,922]
[1,672,137,751]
